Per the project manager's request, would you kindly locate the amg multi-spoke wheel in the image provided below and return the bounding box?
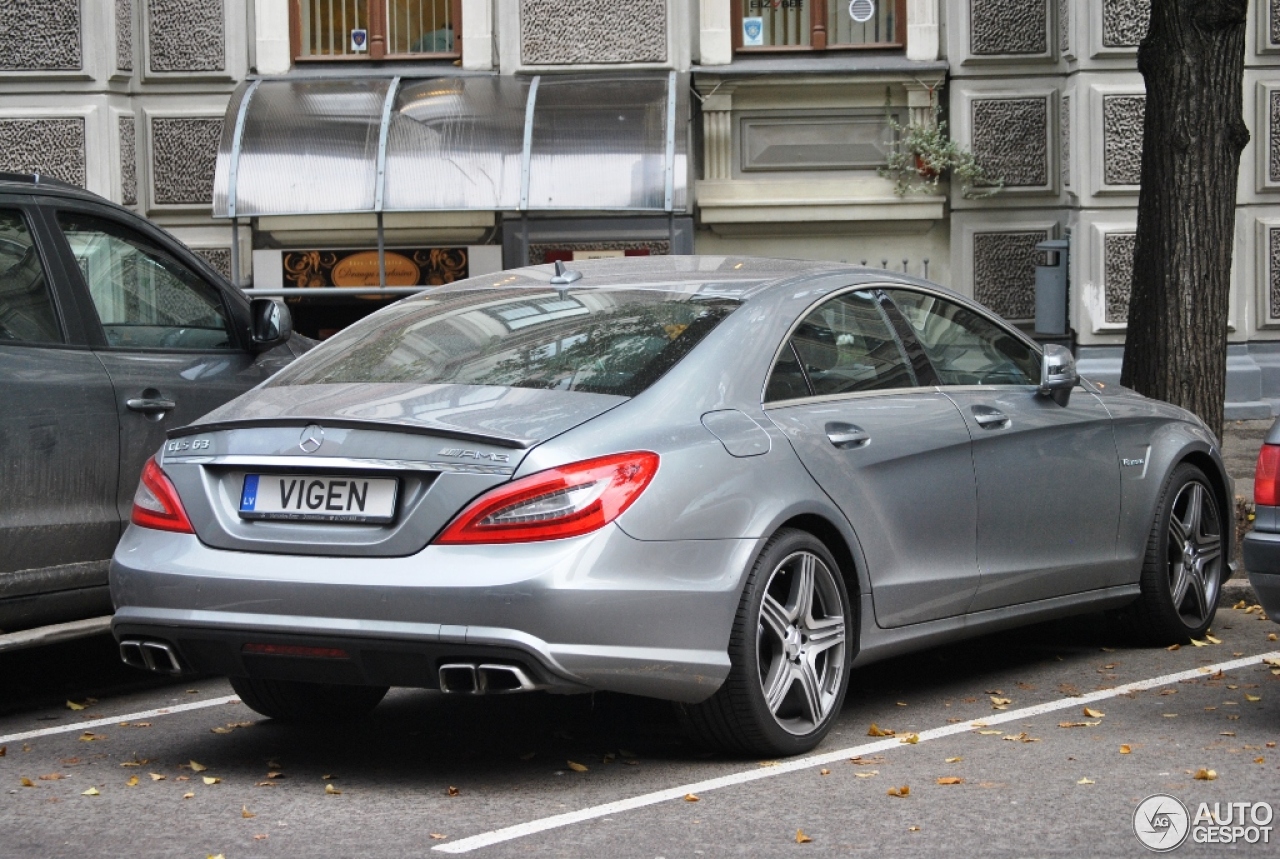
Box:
[680,529,852,756]
[1128,463,1224,645]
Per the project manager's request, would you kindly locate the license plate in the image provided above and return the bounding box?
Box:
[239,474,398,523]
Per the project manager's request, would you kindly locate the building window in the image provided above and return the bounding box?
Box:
[292,0,461,60]
[734,0,905,51]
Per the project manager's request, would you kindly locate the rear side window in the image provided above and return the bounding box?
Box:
[271,288,739,398]
[886,289,1040,386]
[57,212,234,351]
[0,210,61,344]
[766,290,915,402]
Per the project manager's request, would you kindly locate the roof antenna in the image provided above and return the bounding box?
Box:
[549,260,581,297]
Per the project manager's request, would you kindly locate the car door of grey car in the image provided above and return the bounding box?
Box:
[0,203,120,631]
[884,289,1122,611]
[47,206,263,524]
[764,288,981,628]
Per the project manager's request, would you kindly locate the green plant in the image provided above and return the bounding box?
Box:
[879,104,1003,199]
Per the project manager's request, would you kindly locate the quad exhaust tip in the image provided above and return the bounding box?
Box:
[119,639,184,674]
[438,662,539,694]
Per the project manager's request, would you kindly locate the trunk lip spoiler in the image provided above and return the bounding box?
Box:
[165,417,534,449]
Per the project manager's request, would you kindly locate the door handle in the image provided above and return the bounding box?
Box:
[825,422,870,449]
[126,396,176,414]
[971,407,1010,429]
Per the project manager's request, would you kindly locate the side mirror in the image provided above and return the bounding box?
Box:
[1038,343,1078,405]
[250,297,292,352]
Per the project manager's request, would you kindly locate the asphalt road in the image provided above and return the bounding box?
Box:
[2,603,1277,858]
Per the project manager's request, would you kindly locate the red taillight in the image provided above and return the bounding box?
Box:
[131,457,194,533]
[434,452,659,545]
[1257,444,1280,506]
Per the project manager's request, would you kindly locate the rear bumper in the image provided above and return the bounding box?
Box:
[110,525,754,703]
[1241,529,1280,619]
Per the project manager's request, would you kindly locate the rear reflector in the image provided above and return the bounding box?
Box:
[242,643,350,659]
[435,451,659,544]
[1256,444,1280,506]
[131,457,194,534]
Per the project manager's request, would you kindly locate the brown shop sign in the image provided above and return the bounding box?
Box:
[283,248,469,288]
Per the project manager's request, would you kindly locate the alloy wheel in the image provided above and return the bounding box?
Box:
[1165,480,1222,629]
[755,550,847,735]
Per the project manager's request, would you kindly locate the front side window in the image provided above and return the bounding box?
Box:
[271,288,738,398]
[58,213,234,351]
[766,290,914,402]
[736,0,904,51]
[0,210,61,345]
[295,0,460,59]
[886,289,1040,386]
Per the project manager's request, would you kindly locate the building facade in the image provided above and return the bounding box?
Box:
[4,1,1280,414]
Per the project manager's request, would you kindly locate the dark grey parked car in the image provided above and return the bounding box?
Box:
[0,174,304,638]
[110,256,1233,756]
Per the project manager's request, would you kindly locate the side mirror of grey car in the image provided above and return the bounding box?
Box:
[250,298,293,352]
[1038,343,1077,406]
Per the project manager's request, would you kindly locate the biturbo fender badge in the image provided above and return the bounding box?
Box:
[298,424,324,453]
[438,448,511,463]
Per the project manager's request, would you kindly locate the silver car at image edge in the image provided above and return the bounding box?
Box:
[109,256,1233,756]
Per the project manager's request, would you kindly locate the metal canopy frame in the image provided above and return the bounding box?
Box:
[215,71,685,293]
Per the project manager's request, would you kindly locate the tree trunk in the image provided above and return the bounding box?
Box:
[1120,0,1250,442]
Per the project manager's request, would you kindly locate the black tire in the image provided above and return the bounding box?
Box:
[229,676,388,723]
[679,528,853,757]
[1125,463,1224,645]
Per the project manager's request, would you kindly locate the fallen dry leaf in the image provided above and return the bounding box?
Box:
[1077,777,1095,785]
[795,829,812,844]
[1082,707,1104,719]
[758,760,780,767]
[78,733,105,742]
[241,806,255,819]
[1119,745,1131,754]
[182,792,194,799]
[430,834,447,840]
[39,773,66,781]
[0,746,5,757]
[322,774,333,780]
[149,773,165,781]
[977,730,1002,735]
[566,761,588,773]
[936,777,964,785]
[1166,644,1181,651]
[819,768,830,776]
[211,727,233,735]
[254,835,268,841]
[1002,733,1039,743]
[188,761,207,773]
[1058,721,1101,728]
[886,785,910,797]
[854,771,879,779]
[684,793,699,802]
[66,701,86,711]
[1205,634,1223,644]
[325,783,342,795]
[1256,757,1266,764]
[909,826,921,832]
[1193,768,1217,781]
[19,778,34,788]
[1268,634,1277,641]
[1269,743,1277,748]
[900,733,920,745]
[1160,689,1178,696]
[945,757,963,763]
[265,771,285,780]
[1191,639,1208,647]
[1245,694,1262,702]
[202,776,221,786]
[866,723,895,737]
[1221,731,1237,737]
[81,787,99,796]
[126,776,139,787]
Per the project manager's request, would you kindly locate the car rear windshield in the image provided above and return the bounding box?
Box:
[269,287,740,398]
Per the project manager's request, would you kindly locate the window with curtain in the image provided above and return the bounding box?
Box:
[736,0,905,51]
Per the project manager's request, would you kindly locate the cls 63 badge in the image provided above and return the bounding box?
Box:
[166,438,210,453]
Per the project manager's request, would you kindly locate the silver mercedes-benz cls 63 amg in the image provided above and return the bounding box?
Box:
[110,256,1231,756]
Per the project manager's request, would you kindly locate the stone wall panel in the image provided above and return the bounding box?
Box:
[151,117,222,205]
[1103,95,1145,186]
[117,0,133,71]
[0,0,81,71]
[1270,91,1280,184]
[0,119,86,186]
[1061,95,1070,188]
[973,231,1048,320]
[119,116,137,206]
[194,248,232,279]
[1104,232,1136,324]
[971,98,1049,188]
[1272,0,1280,47]
[148,0,224,72]
[521,0,666,64]
[970,0,1047,56]
[1102,0,1150,48]
[1270,228,1280,319]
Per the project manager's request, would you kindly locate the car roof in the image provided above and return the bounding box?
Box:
[432,255,972,303]
[0,173,114,205]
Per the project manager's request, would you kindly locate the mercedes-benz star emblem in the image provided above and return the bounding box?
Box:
[298,424,324,454]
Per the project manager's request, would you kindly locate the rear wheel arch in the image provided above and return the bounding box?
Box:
[1177,450,1233,567]
[774,513,864,606]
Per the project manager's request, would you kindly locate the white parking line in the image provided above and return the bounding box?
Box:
[0,695,240,745]
[433,650,1280,854]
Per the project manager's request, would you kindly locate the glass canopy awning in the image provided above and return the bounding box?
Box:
[212,72,688,219]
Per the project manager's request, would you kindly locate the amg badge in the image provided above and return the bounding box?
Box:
[438,448,510,463]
